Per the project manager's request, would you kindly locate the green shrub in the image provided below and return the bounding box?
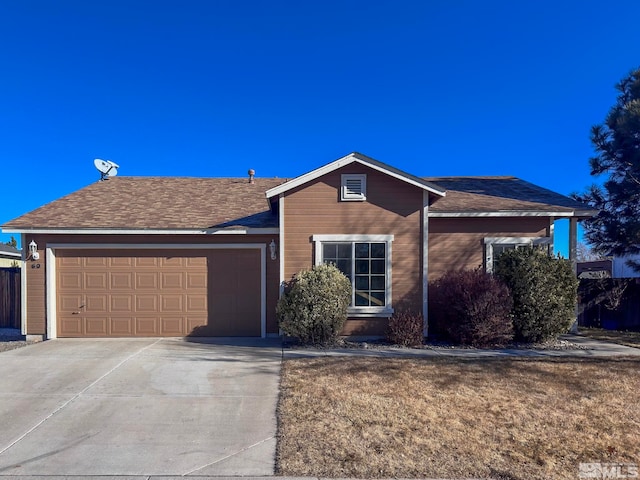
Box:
[494,247,578,343]
[386,310,424,347]
[429,269,514,347]
[277,263,352,345]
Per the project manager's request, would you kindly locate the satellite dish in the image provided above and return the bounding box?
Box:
[94,159,120,181]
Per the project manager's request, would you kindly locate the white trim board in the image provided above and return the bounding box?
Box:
[429,211,596,218]
[3,228,279,235]
[265,153,446,199]
[45,243,267,339]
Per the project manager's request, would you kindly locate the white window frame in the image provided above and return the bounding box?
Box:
[312,234,393,317]
[340,174,367,201]
[484,236,552,273]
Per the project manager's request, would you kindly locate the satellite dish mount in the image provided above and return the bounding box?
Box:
[94,159,120,181]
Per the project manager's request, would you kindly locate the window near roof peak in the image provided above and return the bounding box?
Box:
[341,174,366,201]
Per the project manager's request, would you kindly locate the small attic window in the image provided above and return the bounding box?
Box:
[341,174,366,201]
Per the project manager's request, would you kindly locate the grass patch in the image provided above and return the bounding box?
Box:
[277,357,640,480]
[579,327,640,349]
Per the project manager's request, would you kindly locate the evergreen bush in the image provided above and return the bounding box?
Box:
[494,247,578,343]
[277,263,352,345]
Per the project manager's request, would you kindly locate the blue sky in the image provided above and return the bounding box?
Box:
[1,1,639,254]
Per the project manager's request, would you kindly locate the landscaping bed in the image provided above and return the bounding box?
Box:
[277,356,640,480]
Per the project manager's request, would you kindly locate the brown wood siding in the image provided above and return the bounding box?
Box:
[23,234,279,336]
[26,233,46,335]
[428,217,551,280]
[283,165,424,335]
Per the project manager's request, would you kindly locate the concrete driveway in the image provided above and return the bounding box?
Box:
[0,338,282,476]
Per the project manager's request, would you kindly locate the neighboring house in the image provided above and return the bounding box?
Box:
[0,244,21,268]
[1,152,596,339]
[612,254,640,278]
[577,259,613,279]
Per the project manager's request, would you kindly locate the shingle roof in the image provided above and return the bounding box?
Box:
[2,174,596,231]
[3,177,286,230]
[425,176,595,215]
[0,244,21,257]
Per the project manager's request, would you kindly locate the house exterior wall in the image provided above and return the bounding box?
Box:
[22,233,280,337]
[428,217,552,280]
[282,164,424,335]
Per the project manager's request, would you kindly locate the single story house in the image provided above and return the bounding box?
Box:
[0,244,21,268]
[1,152,596,339]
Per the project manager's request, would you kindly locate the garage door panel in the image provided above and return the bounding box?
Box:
[86,317,108,335]
[86,295,107,313]
[111,272,133,289]
[161,257,184,267]
[187,295,207,312]
[110,295,132,312]
[136,295,158,312]
[59,317,83,336]
[57,248,261,337]
[161,317,184,335]
[85,257,108,267]
[59,295,83,312]
[110,257,133,267]
[161,295,183,312]
[59,257,82,267]
[136,272,158,289]
[86,273,107,289]
[135,257,158,267]
[59,273,82,289]
[136,317,159,335]
[187,272,206,288]
[161,272,183,289]
[186,257,207,267]
[111,318,134,335]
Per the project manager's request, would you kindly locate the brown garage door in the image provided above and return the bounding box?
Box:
[56,249,261,337]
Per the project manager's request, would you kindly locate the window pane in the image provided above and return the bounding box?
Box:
[355,275,369,290]
[355,243,369,258]
[371,243,385,258]
[323,243,337,259]
[370,259,385,274]
[370,275,385,290]
[355,259,369,274]
[354,291,369,306]
[337,243,352,258]
[370,291,385,306]
[336,259,351,277]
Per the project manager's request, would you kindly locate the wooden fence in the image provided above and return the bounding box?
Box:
[0,268,21,329]
[578,278,640,331]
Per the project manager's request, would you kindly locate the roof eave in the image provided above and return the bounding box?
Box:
[1,227,280,235]
[428,209,599,218]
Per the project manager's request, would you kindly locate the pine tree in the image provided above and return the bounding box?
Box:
[574,67,640,271]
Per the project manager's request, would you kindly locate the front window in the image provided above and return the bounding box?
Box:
[485,237,552,273]
[313,235,393,315]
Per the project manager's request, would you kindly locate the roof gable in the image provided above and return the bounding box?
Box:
[265,152,446,199]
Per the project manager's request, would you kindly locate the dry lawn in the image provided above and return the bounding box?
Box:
[579,327,640,349]
[277,357,640,480]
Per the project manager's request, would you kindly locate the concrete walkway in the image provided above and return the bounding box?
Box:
[283,334,640,358]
